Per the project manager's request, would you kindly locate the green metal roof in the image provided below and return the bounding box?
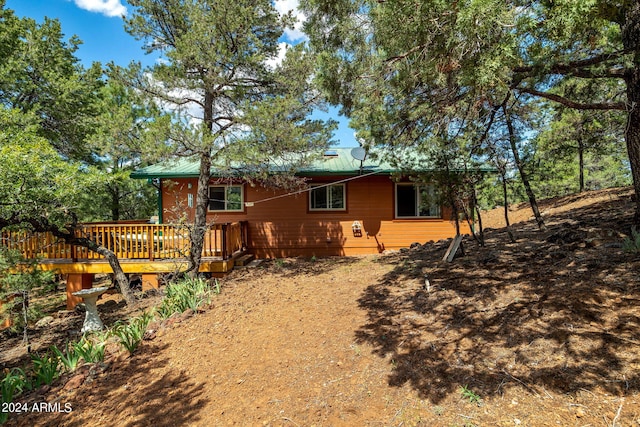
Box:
[130,148,495,179]
[131,157,204,179]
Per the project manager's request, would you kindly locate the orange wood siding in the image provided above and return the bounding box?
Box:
[162,176,470,258]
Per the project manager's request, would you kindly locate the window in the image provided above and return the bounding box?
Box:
[208,185,243,212]
[395,184,441,218]
[310,184,346,211]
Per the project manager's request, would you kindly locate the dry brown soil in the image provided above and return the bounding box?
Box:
[3,186,640,426]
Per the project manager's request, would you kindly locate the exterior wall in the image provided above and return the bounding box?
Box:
[161,176,469,258]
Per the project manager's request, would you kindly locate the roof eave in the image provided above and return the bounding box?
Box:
[130,172,201,179]
[131,167,497,180]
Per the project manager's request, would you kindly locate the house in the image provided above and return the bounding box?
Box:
[131,148,486,258]
[0,147,488,312]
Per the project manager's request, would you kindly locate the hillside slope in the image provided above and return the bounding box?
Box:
[481,186,635,230]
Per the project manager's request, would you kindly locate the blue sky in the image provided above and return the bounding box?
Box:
[5,0,356,147]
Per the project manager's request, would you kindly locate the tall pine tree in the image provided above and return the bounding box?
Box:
[125,0,335,274]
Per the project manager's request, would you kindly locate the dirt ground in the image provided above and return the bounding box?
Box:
[3,186,640,426]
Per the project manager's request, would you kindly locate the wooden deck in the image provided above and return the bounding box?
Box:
[1,221,248,274]
[1,221,249,311]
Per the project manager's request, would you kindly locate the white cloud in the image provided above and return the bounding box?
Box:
[266,42,289,70]
[73,0,127,18]
[274,0,308,42]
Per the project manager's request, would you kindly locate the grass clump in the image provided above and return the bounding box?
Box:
[30,352,60,387]
[156,277,213,318]
[73,335,106,364]
[51,342,81,373]
[0,368,31,424]
[113,311,153,355]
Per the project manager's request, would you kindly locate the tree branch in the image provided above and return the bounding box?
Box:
[512,49,632,77]
[384,43,429,65]
[517,87,626,111]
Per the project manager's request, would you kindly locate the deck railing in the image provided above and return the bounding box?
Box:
[1,221,248,262]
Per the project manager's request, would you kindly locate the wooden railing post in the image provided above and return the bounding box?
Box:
[147,227,154,261]
[71,229,79,262]
[241,221,248,251]
[221,223,228,260]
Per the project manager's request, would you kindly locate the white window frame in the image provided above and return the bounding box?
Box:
[208,185,244,212]
[395,183,441,218]
[309,183,346,211]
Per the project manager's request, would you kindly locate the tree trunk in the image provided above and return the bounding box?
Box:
[55,232,134,305]
[98,246,134,304]
[187,149,212,277]
[625,81,640,226]
[623,4,640,226]
[503,103,546,230]
[474,204,485,246]
[450,194,461,236]
[500,171,516,243]
[110,184,121,222]
[578,135,585,192]
[470,185,485,247]
[187,89,217,277]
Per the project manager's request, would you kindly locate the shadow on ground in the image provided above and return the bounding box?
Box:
[355,195,640,403]
[7,342,208,427]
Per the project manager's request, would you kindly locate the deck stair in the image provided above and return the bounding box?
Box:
[235,253,255,266]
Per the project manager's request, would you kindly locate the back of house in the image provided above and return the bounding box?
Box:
[132,148,482,258]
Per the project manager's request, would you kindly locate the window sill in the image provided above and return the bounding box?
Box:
[392,217,443,222]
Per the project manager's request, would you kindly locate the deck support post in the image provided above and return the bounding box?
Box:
[66,273,94,310]
[0,294,15,330]
[141,273,159,291]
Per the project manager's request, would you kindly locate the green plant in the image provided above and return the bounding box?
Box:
[274,258,285,269]
[51,343,81,373]
[1,368,31,423]
[623,227,640,253]
[212,278,221,294]
[113,311,152,355]
[113,324,141,355]
[459,385,481,404]
[157,277,212,317]
[154,302,173,319]
[73,336,106,364]
[30,352,60,387]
